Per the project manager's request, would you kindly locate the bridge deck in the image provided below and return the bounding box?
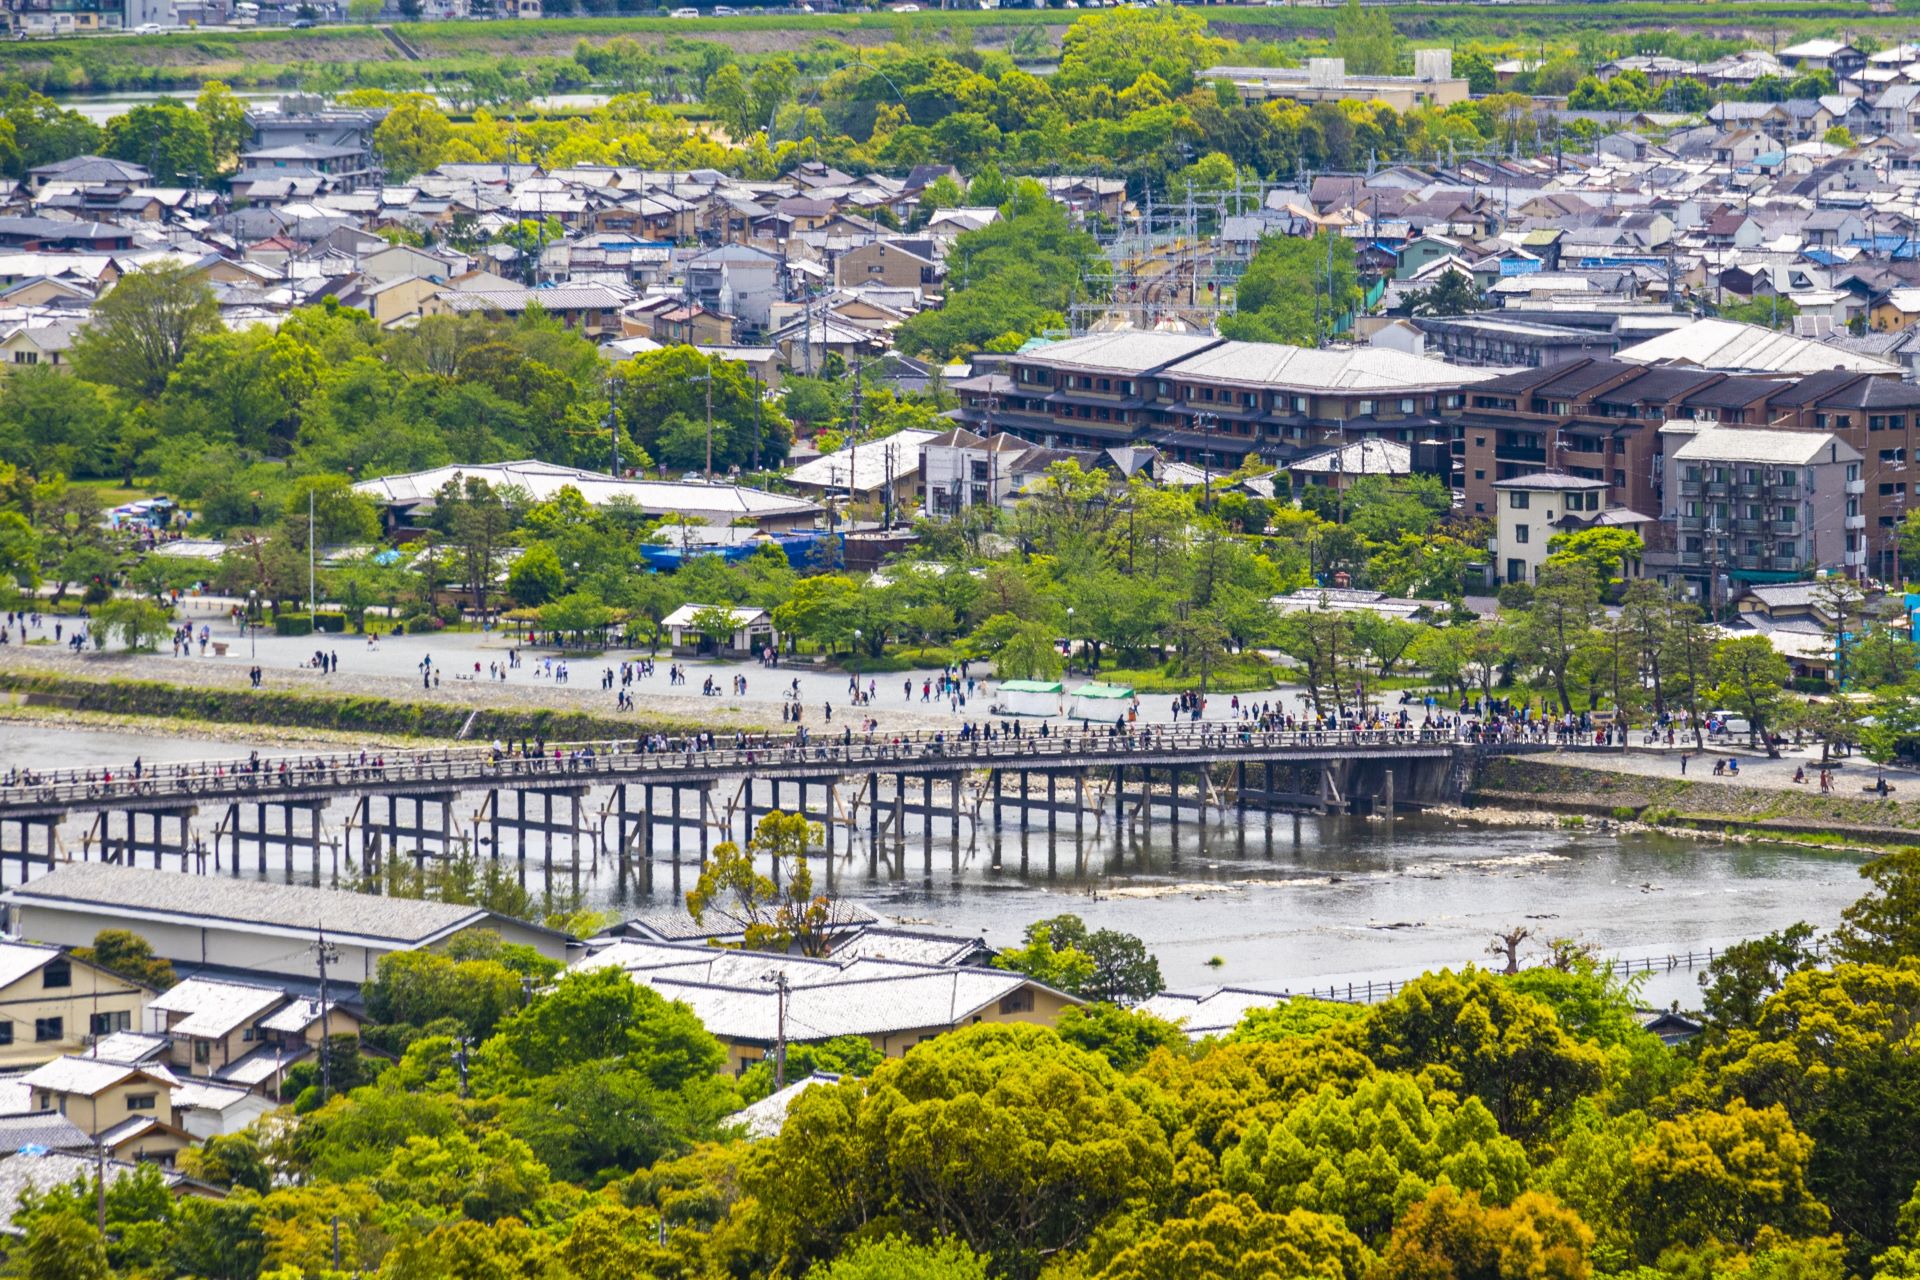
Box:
[0,727,1479,820]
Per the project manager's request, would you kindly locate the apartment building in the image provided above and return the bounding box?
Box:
[1652,424,1863,603]
[1454,359,1920,549]
[953,331,1495,472]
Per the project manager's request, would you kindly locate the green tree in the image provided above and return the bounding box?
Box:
[69,262,220,399]
[1408,266,1487,317]
[1054,1003,1187,1072]
[506,542,565,608]
[101,99,215,185]
[1375,1186,1592,1280]
[71,928,175,989]
[1358,968,1608,1143]
[1223,233,1361,346]
[482,965,724,1090]
[92,597,171,653]
[748,1024,1174,1276]
[808,1235,990,1280]
[1710,633,1792,756]
[1333,0,1403,75]
[372,94,455,180]
[1097,1190,1371,1280]
[1835,848,1920,965]
[685,810,847,957]
[16,1211,111,1280]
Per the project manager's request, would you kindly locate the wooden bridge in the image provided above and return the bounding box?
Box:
[0,726,1504,894]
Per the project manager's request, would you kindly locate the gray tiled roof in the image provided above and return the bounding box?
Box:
[0,1113,90,1155]
[3,864,491,947]
[0,1151,181,1234]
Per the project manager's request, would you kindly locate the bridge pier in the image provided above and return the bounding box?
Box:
[1,814,60,882]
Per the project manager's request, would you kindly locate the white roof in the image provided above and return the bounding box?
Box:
[212,1045,308,1088]
[19,1056,176,1098]
[727,1072,839,1139]
[0,943,61,992]
[171,1079,260,1113]
[88,1033,170,1066]
[786,429,940,494]
[1138,985,1290,1039]
[258,997,339,1034]
[1672,427,1861,466]
[1167,341,1498,391]
[0,1152,182,1236]
[150,978,288,1039]
[1616,318,1899,373]
[1290,438,1412,477]
[660,604,770,630]
[353,460,818,524]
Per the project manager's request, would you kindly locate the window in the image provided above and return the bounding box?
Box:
[33,1017,61,1043]
[0,1023,12,1047]
[1474,436,1486,448]
[1474,469,1485,480]
[999,990,1034,1015]
[89,1011,128,1036]
[194,1040,210,1064]
[126,1093,156,1112]
[1509,492,1530,509]
[1515,524,1530,545]
[1400,398,1415,414]
[1777,542,1799,559]
[1777,469,1796,485]
[40,960,69,990]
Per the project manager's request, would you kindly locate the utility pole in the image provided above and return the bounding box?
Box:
[763,970,791,1088]
[452,1035,473,1098]
[310,927,339,1101]
[607,375,621,476]
[94,1136,106,1235]
[704,352,715,480]
[307,486,316,618]
[847,353,864,519]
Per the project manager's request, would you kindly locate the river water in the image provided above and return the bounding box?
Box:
[0,722,1870,1010]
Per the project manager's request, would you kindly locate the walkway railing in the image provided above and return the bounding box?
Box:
[0,723,1493,812]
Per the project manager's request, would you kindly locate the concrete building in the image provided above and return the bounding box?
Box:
[1,864,572,984]
[1492,473,1615,586]
[1653,424,1863,602]
[954,331,1497,468]
[1203,50,1470,111]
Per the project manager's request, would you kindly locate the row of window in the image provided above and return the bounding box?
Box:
[0,1009,129,1046]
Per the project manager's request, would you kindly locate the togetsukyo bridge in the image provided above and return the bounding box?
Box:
[0,725,1528,893]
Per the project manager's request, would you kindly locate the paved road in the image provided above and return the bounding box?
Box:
[2,606,1320,732]
[1538,745,1920,794]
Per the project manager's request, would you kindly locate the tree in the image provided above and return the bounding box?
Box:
[1223,233,1362,346]
[1835,848,1920,966]
[481,965,724,1090]
[686,811,854,957]
[1359,968,1608,1142]
[808,1235,990,1280]
[92,598,171,653]
[1518,563,1602,714]
[1408,267,1488,317]
[1698,923,1822,1032]
[1097,1191,1371,1280]
[615,346,790,473]
[1012,914,1164,1004]
[435,476,513,616]
[506,542,565,608]
[1545,527,1644,594]
[101,99,215,185]
[1332,0,1402,76]
[372,94,455,181]
[71,929,174,990]
[1710,633,1792,756]
[16,1211,111,1280]
[1055,1003,1187,1072]
[69,263,220,399]
[194,80,251,172]
[1825,124,1857,148]
[747,1024,1174,1276]
[1375,1186,1592,1280]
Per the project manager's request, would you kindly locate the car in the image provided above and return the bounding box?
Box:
[669,6,699,15]
[132,21,164,32]
[288,16,315,26]
[889,3,919,10]
[713,4,736,12]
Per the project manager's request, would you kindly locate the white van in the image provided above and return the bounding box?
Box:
[1710,710,1751,737]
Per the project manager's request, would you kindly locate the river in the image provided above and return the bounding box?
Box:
[0,721,1869,1010]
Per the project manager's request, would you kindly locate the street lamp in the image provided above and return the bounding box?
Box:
[247,589,257,660]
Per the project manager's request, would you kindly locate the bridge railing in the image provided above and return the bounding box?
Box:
[0,724,1481,811]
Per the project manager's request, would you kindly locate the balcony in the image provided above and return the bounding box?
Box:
[1847,478,1867,495]
[1735,483,1763,499]
[1678,481,1703,497]
[1495,446,1547,464]
[1846,514,1867,530]
[1770,484,1799,500]
[1772,520,1799,537]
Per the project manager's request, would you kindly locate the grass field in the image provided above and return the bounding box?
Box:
[10,0,1920,94]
